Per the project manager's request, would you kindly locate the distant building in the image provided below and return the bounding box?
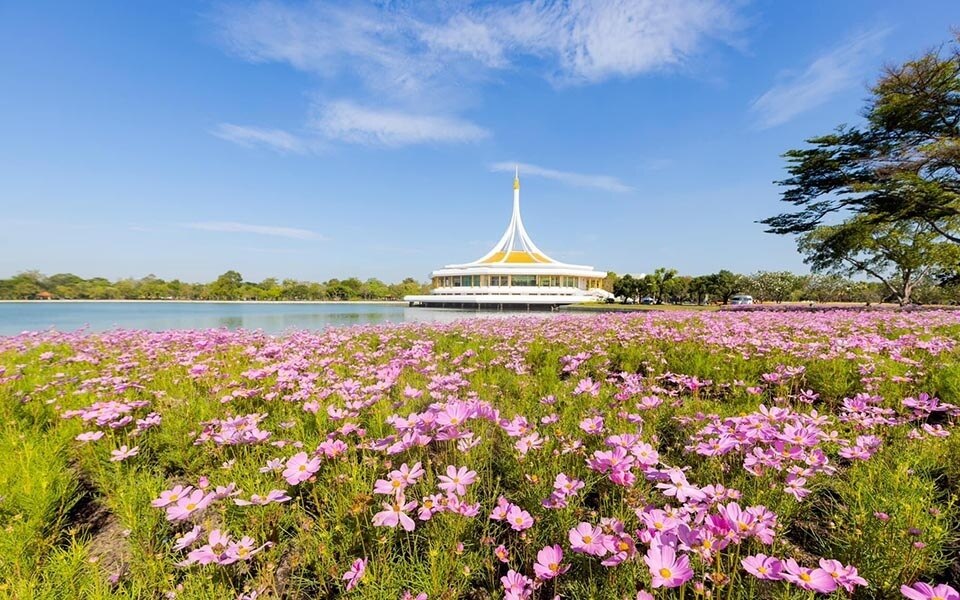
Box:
[37,291,54,300]
[406,169,610,309]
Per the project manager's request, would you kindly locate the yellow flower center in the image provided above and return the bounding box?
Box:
[800,573,811,582]
[757,566,767,574]
[549,562,559,571]
[185,503,196,511]
[582,535,592,544]
[659,568,672,578]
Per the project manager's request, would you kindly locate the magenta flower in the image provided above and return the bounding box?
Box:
[569,522,606,556]
[110,444,139,462]
[151,485,194,508]
[342,558,367,591]
[818,559,867,592]
[282,452,321,485]
[644,544,694,589]
[501,569,533,600]
[165,489,213,522]
[782,559,837,593]
[505,505,534,531]
[172,525,203,551]
[533,545,569,580]
[76,431,104,442]
[372,495,417,531]
[741,554,783,581]
[437,465,477,496]
[901,582,959,600]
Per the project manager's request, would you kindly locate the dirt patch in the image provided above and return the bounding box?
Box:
[62,470,131,583]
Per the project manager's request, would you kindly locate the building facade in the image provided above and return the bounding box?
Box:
[405,171,610,309]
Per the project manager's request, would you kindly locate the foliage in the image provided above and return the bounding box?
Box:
[761,33,960,242]
[3,312,960,598]
[0,271,431,301]
[797,217,960,305]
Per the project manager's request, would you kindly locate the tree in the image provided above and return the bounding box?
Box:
[649,267,678,304]
[690,276,712,304]
[798,216,957,305]
[762,33,960,245]
[749,271,801,303]
[707,270,744,304]
[661,275,691,304]
[208,270,244,300]
[612,274,639,303]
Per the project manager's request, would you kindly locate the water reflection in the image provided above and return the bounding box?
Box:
[0,302,543,335]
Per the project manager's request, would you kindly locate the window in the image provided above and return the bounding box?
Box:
[490,275,507,286]
[510,275,537,286]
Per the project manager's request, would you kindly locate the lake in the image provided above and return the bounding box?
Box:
[0,301,535,335]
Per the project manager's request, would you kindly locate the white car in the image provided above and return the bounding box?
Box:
[729,294,754,305]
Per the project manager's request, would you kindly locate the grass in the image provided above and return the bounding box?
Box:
[1,311,959,599]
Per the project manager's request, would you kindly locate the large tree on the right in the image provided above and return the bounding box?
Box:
[762,34,960,300]
[763,34,960,235]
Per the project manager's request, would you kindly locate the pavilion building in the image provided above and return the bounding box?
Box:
[405,170,610,309]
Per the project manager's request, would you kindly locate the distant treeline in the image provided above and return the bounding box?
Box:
[5,269,959,305]
[0,271,431,301]
[605,269,960,305]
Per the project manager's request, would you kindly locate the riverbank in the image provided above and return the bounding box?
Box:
[0,299,409,305]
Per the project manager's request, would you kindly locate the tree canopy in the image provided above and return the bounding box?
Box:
[762,34,960,240]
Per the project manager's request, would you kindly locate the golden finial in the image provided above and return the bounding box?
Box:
[513,164,520,190]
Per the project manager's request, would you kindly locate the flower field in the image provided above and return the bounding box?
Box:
[2,311,960,599]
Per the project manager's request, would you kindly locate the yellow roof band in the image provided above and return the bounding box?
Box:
[480,251,552,264]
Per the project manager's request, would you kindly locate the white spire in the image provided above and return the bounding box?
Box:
[469,172,556,265]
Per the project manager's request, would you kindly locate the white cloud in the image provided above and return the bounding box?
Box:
[312,101,489,147]
[491,162,633,193]
[185,221,324,240]
[210,1,744,147]
[211,123,311,153]
[750,27,890,129]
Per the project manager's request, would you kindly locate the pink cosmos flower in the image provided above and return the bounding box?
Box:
[569,522,606,556]
[233,489,291,506]
[76,431,104,442]
[505,505,534,531]
[901,582,960,600]
[173,525,203,551]
[282,452,321,485]
[741,554,783,581]
[342,558,367,591]
[494,544,510,563]
[437,465,477,496]
[781,559,837,593]
[534,545,569,580]
[165,489,213,522]
[644,544,694,589]
[501,569,533,600]
[151,485,194,508]
[110,445,139,462]
[819,558,868,592]
[579,416,605,435]
[372,495,417,531]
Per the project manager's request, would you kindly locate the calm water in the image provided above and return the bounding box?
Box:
[0,302,533,335]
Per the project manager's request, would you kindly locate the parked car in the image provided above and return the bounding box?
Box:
[729,294,754,305]
[640,296,656,305]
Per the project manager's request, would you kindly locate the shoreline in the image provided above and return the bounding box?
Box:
[0,299,410,305]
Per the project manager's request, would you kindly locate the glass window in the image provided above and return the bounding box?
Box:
[511,275,537,286]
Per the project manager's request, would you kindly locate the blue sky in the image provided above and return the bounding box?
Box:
[1,1,958,283]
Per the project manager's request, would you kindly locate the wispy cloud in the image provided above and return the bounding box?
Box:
[210,1,744,147]
[310,101,489,147]
[491,162,633,193]
[211,123,312,154]
[185,221,324,240]
[750,27,890,129]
